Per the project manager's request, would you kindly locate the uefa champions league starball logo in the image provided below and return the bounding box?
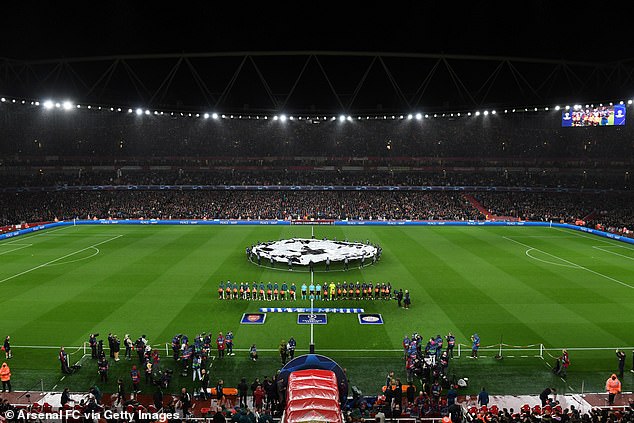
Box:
[250,238,378,266]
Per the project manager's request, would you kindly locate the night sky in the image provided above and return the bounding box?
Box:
[2,1,629,62]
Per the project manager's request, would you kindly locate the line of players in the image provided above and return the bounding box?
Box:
[217,280,393,301]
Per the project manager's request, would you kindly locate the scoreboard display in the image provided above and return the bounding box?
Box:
[562,104,626,127]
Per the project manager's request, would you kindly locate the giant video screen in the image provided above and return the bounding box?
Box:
[562,105,626,127]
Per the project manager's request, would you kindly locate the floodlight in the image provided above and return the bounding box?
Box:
[475,111,480,116]
[212,113,219,119]
[204,113,210,119]
[483,110,489,116]
[273,115,279,121]
[144,110,150,115]
[339,115,345,122]
[407,114,413,120]
[135,108,143,115]
[279,114,286,121]
[62,101,73,110]
[555,105,560,111]
[415,113,422,120]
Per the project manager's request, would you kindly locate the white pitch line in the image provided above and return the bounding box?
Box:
[2,224,75,244]
[525,248,581,269]
[0,235,123,285]
[0,244,32,256]
[503,236,634,290]
[552,227,634,250]
[46,247,100,267]
[592,246,634,261]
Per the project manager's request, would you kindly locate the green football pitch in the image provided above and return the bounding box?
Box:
[1,224,633,397]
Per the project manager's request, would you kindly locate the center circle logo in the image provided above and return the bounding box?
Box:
[361,316,380,322]
[247,315,261,322]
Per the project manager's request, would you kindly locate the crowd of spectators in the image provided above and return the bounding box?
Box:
[0,168,630,190]
[0,191,481,225]
[474,192,634,232]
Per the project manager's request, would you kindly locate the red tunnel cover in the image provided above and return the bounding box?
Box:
[284,369,342,423]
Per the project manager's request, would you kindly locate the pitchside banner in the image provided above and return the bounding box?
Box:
[297,313,328,325]
[358,313,384,324]
[240,313,267,324]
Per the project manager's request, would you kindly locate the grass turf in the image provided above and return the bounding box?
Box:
[0,224,633,397]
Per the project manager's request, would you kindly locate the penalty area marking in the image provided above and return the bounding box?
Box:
[524,248,581,269]
[552,227,634,250]
[503,236,634,290]
[0,244,32,256]
[45,246,101,267]
[592,246,634,261]
[1,224,77,244]
[0,235,123,285]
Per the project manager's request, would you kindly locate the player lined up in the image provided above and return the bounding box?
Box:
[217,281,393,301]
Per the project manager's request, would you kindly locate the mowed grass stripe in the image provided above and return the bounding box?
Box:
[396,227,549,347]
[448,228,632,348]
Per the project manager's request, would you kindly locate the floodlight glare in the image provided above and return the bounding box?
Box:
[339,115,345,122]
[407,114,413,120]
[483,110,489,116]
[273,115,279,121]
[43,100,54,109]
[415,113,422,120]
[62,101,73,110]
[0,97,5,102]
[279,114,287,122]
[346,116,352,121]
[212,113,218,119]
[145,110,150,115]
[491,110,496,115]
[204,113,209,119]
[135,108,143,115]
[555,105,560,111]
[475,111,481,116]
[629,100,633,105]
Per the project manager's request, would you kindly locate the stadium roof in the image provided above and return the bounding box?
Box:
[2,2,633,114]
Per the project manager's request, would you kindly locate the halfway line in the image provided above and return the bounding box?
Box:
[0,235,123,285]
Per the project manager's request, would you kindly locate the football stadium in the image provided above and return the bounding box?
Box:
[1,3,633,423]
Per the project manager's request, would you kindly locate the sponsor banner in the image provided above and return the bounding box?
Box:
[297,313,328,325]
[259,307,364,314]
[358,313,384,325]
[240,313,267,324]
